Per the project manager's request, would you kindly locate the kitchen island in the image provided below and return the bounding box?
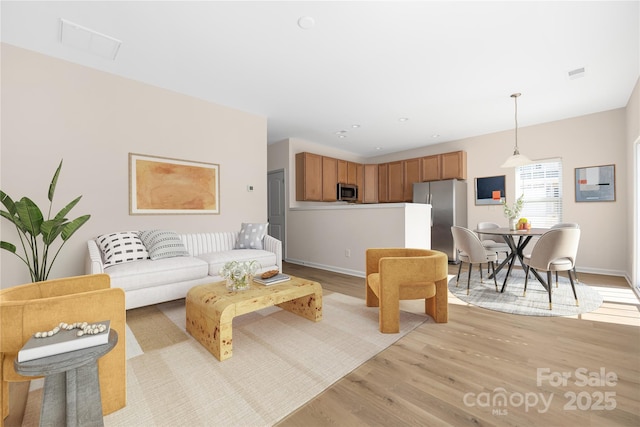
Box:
[287,203,431,277]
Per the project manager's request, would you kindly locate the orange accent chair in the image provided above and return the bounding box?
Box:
[366,248,449,333]
[0,274,126,425]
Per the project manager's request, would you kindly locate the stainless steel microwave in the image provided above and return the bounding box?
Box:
[337,183,358,202]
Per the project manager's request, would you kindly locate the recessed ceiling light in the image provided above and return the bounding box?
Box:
[351,124,360,128]
[375,147,382,150]
[297,16,315,30]
[338,134,347,139]
[432,134,440,138]
[398,117,409,122]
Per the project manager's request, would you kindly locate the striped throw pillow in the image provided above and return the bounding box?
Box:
[138,230,190,260]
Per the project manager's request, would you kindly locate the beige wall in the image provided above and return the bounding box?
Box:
[273,106,632,278]
[1,44,268,287]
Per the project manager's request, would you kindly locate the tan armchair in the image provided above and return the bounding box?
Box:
[366,248,448,333]
[0,274,126,425]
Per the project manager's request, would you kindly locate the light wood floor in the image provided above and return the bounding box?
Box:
[6,263,639,426]
[277,262,640,427]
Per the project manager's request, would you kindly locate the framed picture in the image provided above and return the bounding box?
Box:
[574,164,615,202]
[129,153,220,214]
[474,175,506,205]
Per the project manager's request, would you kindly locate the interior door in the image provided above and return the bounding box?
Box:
[267,169,286,257]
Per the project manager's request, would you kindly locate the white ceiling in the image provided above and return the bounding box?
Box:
[2,1,639,157]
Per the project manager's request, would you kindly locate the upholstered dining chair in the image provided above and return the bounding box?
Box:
[366,248,448,333]
[522,228,581,310]
[477,222,511,270]
[0,274,126,425]
[551,222,580,284]
[451,226,499,295]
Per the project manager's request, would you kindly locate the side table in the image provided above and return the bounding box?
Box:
[14,329,118,427]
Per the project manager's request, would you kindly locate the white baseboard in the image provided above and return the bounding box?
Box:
[285,258,366,278]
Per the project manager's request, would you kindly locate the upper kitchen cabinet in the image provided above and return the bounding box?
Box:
[387,161,404,202]
[403,158,422,201]
[362,164,378,204]
[322,156,338,202]
[441,150,467,180]
[347,162,358,185]
[421,151,467,181]
[378,163,389,203]
[296,152,323,201]
[337,160,347,184]
[421,155,441,182]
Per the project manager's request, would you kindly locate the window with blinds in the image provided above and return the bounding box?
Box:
[515,159,563,228]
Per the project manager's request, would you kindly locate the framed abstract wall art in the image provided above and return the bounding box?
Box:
[129,153,220,214]
[574,164,615,202]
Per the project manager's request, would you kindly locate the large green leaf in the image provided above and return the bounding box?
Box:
[61,215,90,240]
[53,196,81,221]
[0,241,17,253]
[15,198,43,236]
[0,191,17,216]
[41,218,66,245]
[48,160,63,202]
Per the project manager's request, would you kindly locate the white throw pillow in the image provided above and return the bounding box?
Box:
[139,230,190,260]
[235,223,268,250]
[96,231,149,267]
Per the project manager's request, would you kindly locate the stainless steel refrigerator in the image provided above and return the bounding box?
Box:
[413,179,467,262]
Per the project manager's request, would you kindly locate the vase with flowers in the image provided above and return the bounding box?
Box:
[502,194,524,230]
[219,260,258,291]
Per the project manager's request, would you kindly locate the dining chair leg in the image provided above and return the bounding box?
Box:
[568,270,579,306]
[573,267,580,284]
[555,271,559,288]
[456,262,463,287]
[467,263,472,295]
[523,265,530,296]
[547,271,553,310]
[490,261,498,292]
[479,264,484,283]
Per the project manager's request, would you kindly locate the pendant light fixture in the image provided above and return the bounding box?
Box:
[500,92,532,168]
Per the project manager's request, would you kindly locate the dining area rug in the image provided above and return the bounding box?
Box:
[448,268,603,316]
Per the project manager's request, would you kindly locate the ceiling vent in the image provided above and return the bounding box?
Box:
[567,67,586,80]
[59,18,121,60]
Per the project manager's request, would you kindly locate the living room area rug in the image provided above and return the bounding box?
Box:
[21,292,429,426]
[448,268,603,316]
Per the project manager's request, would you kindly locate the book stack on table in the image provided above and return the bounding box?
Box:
[17,320,111,362]
[253,273,291,286]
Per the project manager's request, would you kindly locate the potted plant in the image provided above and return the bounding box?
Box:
[1,160,90,282]
[502,194,524,230]
[219,260,258,291]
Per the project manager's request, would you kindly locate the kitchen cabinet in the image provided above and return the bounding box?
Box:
[322,156,338,201]
[421,155,441,182]
[378,163,389,202]
[363,164,378,203]
[337,160,347,183]
[387,161,404,202]
[441,150,467,180]
[421,151,467,181]
[347,162,358,185]
[403,158,421,201]
[295,152,323,201]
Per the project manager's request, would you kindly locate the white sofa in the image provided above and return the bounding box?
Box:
[86,231,282,309]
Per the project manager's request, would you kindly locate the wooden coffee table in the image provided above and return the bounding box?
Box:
[186,275,322,361]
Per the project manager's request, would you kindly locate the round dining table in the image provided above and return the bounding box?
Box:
[474,227,549,292]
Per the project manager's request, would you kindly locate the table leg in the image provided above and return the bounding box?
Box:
[277,290,323,322]
[41,363,104,427]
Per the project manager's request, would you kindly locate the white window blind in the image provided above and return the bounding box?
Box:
[515,159,563,228]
